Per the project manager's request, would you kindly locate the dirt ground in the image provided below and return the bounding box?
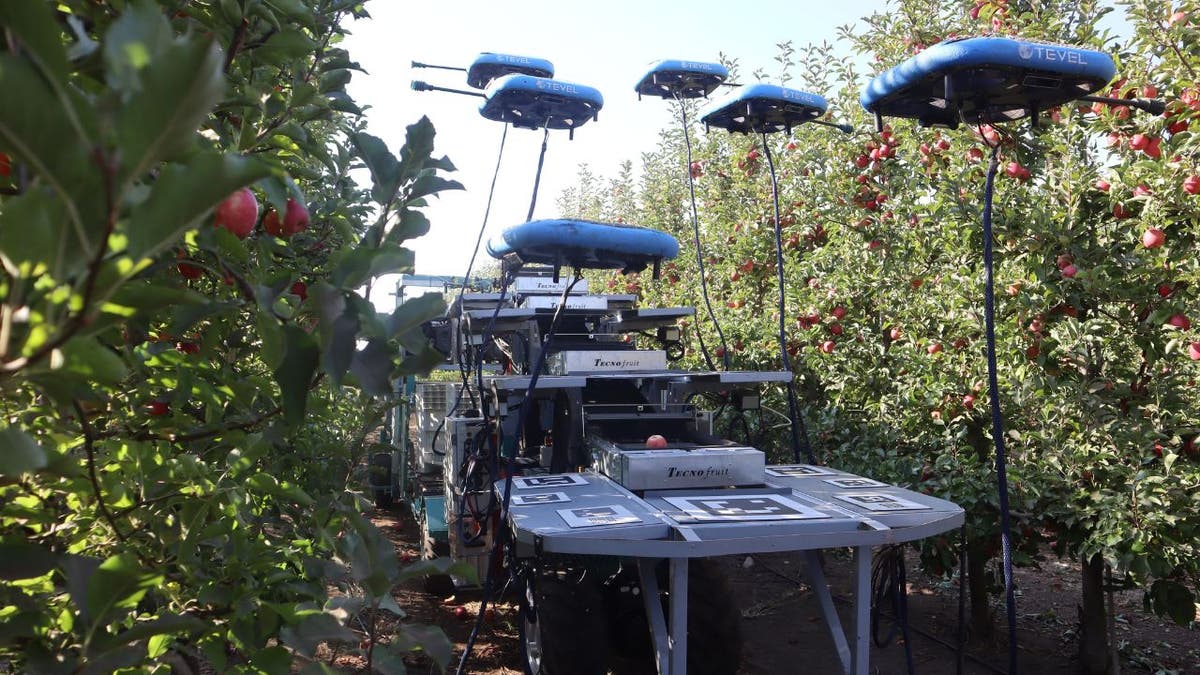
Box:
[363,507,1199,675]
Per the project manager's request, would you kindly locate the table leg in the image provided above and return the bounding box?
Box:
[669,557,688,675]
[852,546,872,675]
[803,550,852,674]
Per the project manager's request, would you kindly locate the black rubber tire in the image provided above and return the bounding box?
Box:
[605,558,743,675]
[521,571,609,675]
[422,573,456,597]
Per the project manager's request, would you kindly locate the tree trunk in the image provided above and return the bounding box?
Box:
[967,547,994,640]
[1078,553,1113,674]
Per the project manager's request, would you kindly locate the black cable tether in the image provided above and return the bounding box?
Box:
[981,140,1019,674]
[870,545,915,675]
[762,135,814,464]
[445,123,511,425]
[526,127,550,222]
[957,524,967,675]
[677,96,729,371]
[455,276,581,675]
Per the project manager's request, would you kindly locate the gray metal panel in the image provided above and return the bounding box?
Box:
[497,472,671,546]
[765,466,964,534]
[602,307,696,331]
[492,375,588,391]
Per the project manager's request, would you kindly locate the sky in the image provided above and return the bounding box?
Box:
[341,0,889,308]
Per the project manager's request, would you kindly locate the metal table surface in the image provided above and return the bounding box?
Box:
[499,466,964,675]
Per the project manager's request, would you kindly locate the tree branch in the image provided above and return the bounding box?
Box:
[72,400,128,543]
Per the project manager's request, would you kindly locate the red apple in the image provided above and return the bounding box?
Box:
[1142,228,1166,249]
[1158,284,1174,298]
[962,394,976,410]
[213,188,259,239]
[1188,342,1200,360]
[828,323,844,336]
[1112,203,1132,219]
[0,152,10,178]
[690,161,703,179]
[178,260,203,279]
[175,341,199,355]
[1094,179,1110,192]
[1168,313,1191,330]
[291,280,308,301]
[831,306,847,320]
[1061,264,1078,279]
[746,149,760,161]
[1184,175,1200,195]
[146,401,169,416]
[1133,184,1153,197]
[453,606,470,620]
[889,327,903,341]
[1129,133,1150,151]
[819,340,836,354]
[927,342,943,355]
[264,198,310,237]
[645,435,668,449]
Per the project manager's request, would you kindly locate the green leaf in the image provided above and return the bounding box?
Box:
[349,339,393,396]
[85,553,162,629]
[248,646,293,675]
[103,1,176,95]
[60,338,127,386]
[125,153,270,261]
[256,311,286,370]
[395,624,453,670]
[273,326,320,425]
[388,293,446,338]
[116,31,226,183]
[0,187,76,279]
[1145,579,1196,627]
[0,427,49,478]
[97,613,205,650]
[331,244,415,289]
[397,116,436,182]
[108,282,210,311]
[0,542,56,580]
[351,131,401,205]
[0,2,70,85]
[407,173,464,201]
[0,55,102,253]
[387,209,430,244]
[279,613,355,658]
[258,28,318,60]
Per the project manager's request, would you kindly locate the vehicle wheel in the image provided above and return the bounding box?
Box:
[521,570,609,675]
[604,558,742,675]
[374,489,393,510]
[423,573,456,597]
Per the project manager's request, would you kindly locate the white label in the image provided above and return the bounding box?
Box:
[663,494,828,522]
[558,504,641,528]
[835,492,931,512]
[766,465,835,477]
[511,492,570,506]
[513,474,587,489]
[823,477,887,489]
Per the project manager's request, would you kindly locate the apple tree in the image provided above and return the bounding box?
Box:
[0,0,459,672]
[562,1,1200,670]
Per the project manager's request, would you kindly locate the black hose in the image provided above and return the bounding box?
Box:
[761,135,815,464]
[676,95,729,371]
[980,137,1019,674]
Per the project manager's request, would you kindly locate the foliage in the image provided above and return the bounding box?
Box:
[0,0,460,672]
[563,0,1200,644]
